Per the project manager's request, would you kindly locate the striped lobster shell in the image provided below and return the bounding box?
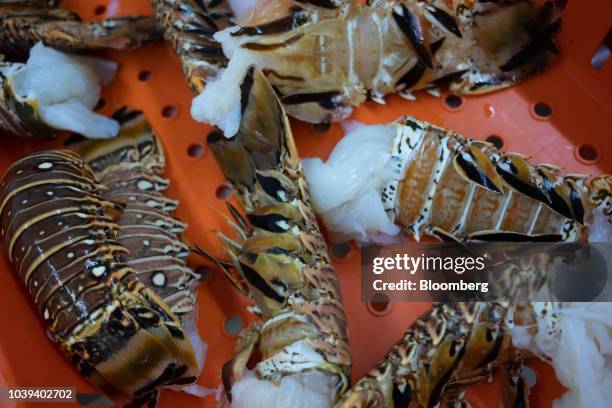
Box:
[0,149,199,406]
[336,302,530,408]
[67,108,200,319]
[307,117,612,407]
[0,1,160,60]
[385,116,609,243]
[191,0,563,124]
[203,67,352,400]
[152,0,233,93]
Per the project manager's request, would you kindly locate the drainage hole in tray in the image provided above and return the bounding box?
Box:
[444,94,463,110]
[369,293,391,314]
[224,315,244,336]
[314,122,331,133]
[485,134,504,149]
[94,5,106,16]
[187,143,203,158]
[331,242,352,260]
[533,102,552,118]
[576,144,600,163]
[216,185,233,200]
[138,70,151,82]
[195,265,212,283]
[161,105,177,118]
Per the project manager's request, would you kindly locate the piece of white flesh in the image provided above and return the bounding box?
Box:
[302,124,400,241]
[511,301,612,408]
[231,370,337,408]
[191,46,253,138]
[183,318,207,375]
[40,102,119,140]
[227,0,260,22]
[12,42,119,139]
[322,189,400,242]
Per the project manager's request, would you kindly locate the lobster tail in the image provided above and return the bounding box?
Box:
[208,67,288,185]
[187,0,565,127]
[206,67,351,403]
[67,109,201,321]
[152,0,233,93]
[0,150,199,406]
[0,2,159,60]
[450,0,564,94]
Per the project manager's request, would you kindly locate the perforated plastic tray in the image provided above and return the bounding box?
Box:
[0,0,610,407]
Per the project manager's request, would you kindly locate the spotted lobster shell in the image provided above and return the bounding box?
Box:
[0,149,199,406]
[205,67,352,401]
[67,108,200,320]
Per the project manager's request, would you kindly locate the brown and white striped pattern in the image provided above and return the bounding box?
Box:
[0,1,159,60]
[187,0,563,125]
[69,109,200,320]
[0,149,199,406]
[384,116,592,243]
[152,0,234,93]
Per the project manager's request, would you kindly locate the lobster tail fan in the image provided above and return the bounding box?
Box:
[207,129,256,190]
[452,0,564,94]
[237,66,287,171]
[208,66,294,193]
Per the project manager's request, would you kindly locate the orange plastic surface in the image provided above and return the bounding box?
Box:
[0,1,610,407]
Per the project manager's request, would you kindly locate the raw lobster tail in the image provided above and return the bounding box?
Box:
[67,108,200,319]
[389,116,590,243]
[192,0,564,125]
[335,302,528,408]
[0,1,160,60]
[0,150,199,407]
[203,67,351,402]
[303,116,606,243]
[152,0,233,93]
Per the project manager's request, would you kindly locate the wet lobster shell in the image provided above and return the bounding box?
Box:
[0,149,199,407]
[180,0,564,124]
[152,0,233,93]
[0,0,160,60]
[205,67,352,400]
[335,302,529,408]
[384,116,598,243]
[67,108,200,320]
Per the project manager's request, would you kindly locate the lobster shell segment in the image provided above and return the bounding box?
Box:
[152,0,234,93]
[67,108,200,320]
[206,67,351,400]
[0,1,160,60]
[390,116,591,242]
[187,0,564,126]
[335,303,519,408]
[0,149,198,406]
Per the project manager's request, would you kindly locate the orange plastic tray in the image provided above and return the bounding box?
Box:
[0,1,610,407]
